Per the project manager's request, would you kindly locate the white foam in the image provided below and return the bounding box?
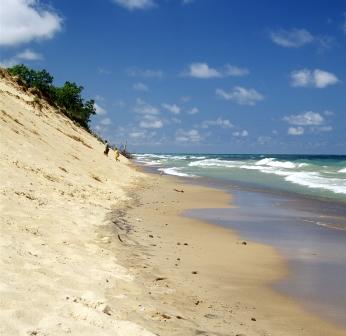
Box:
[158,167,196,177]
[189,159,243,168]
[255,158,296,169]
[284,171,346,194]
[338,167,346,173]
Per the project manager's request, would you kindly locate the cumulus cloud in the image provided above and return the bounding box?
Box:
[175,129,202,143]
[127,67,163,78]
[201,117,233,129]
[100,118,112,126]
[187,63,221,78]
[133,82,149,92]
[216,87,264,106]
[139,114,163,128]
[224,64,249,76]
[284,111,334,135]
[257,136,272,144]
[187,107,199,114]
[270,28,314,48]
[134,98,159,115]
[185,62,249,79]
[283,111,324,126]
[94,103,107,115]
[0,48,43,67]
[0,0,62,46]
[182,0,195,4]
[233,130,248,137]
[112,0,155,10]
[0,58,18,68]
[162,103,181,114]
[16,49,43,60]
[270,28,334,51]
[288,126,304,135]
[290,69,340,88]
[97,67,111,75]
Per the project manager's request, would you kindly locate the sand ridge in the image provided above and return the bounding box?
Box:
[0,71,155,335]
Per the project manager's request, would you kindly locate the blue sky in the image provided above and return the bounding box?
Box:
[0,0,345,154]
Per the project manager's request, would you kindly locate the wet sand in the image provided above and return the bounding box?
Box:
[186,187,346,327]
[111,171,346,335]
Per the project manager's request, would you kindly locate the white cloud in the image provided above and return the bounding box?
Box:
[16,48,42,60]
[95,95,105,102]
[162,103,181,114]
[134,98,159,115]
[133,82,149,92]
[98,67,111,75]
[270,28,314,48]
[288,126,304,135]
[171,117,181,124]
[283,111,324,126]
[290,69,340,88]
[94,103,107,115]
[270,28,334,52]
[100,118,112,126]
[0,0,62,46]
[224,64,249,76]
[187,62,221,78]
[175,129,202,143]
[257,136,272,144]
[0,57,18,68]
[317,125,333,132]
[139,115,163,128]
[0,48,43,67]
[216,87,264,106]
[182,0,195,5]
[112,0,155,10]
[180,96,191,102]
[233,130,248,137]
[185,62,249,79]
[187,107,199,114]
[201,117,233,129]
[127,67,163,78]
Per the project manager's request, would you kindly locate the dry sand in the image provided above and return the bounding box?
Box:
[1,70,345,335]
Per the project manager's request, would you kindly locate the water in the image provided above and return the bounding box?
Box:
[134,153,346,326]
[134,153,346,202]
[185,188,346,326]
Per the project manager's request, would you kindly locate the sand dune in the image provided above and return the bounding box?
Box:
[0,70,154,335]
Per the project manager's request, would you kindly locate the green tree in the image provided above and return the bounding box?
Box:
[53,82,95,128]
[7,65,95,129]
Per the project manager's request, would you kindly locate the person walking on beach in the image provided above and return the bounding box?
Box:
[104,141,110,156]
[114,147,120,162]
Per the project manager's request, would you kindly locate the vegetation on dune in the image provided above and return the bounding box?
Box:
[7,64,96,129]
[4,64,133,158]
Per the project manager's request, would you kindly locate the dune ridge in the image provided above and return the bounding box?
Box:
[0,70,156,335]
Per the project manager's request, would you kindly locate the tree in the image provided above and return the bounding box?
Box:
[53,82,95,128]
[7,65,95,129]
[8,64,54,99]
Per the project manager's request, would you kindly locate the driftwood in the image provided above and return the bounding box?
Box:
[174,189,184,193]
[117,234,123,243]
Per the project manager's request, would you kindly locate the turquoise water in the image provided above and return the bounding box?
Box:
[134,154,346,202]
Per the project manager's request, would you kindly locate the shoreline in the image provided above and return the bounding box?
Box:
[110,167,346,335]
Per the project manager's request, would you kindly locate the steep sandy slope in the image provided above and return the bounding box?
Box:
[0,70,154,335]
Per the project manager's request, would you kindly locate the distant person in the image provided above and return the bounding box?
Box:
[104,141,110,156]
[114,147,120,162]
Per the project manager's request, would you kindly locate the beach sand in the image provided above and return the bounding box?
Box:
[1,69,345,335]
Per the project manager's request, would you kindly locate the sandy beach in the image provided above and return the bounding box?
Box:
[1,70,346,335]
